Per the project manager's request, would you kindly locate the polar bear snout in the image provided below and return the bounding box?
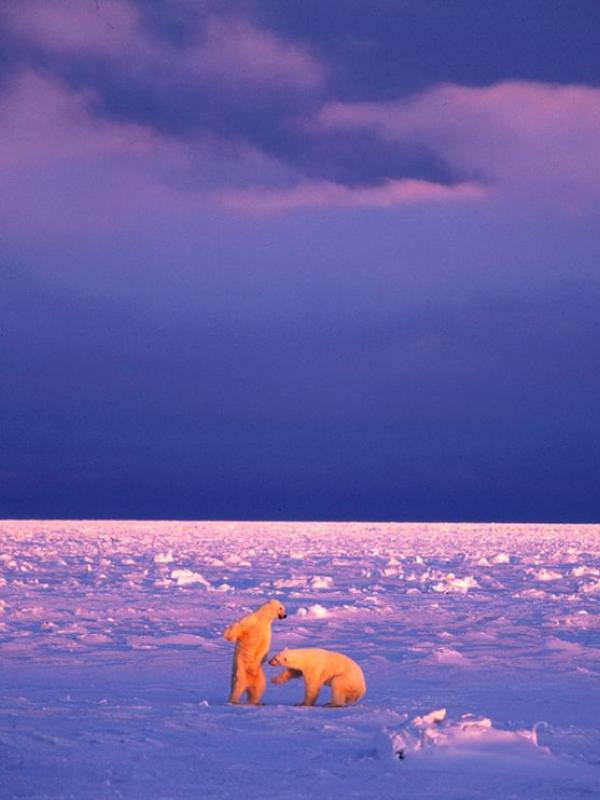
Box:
[264,600,287,621]
[271,602,286,620]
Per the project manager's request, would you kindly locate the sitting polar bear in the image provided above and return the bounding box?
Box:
[224,600,287,704]
[269,647,366,707]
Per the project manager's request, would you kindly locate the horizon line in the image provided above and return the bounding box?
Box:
[2,517,598,526]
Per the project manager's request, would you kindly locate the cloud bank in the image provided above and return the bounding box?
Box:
[2,2,600,217]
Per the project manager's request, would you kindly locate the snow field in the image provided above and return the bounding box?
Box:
[0,520,599,799]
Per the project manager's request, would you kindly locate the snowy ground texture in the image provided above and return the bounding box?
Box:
[1,521,599,800]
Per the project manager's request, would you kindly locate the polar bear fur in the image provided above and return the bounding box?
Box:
[269,647,366,707]
[223,600,286,704]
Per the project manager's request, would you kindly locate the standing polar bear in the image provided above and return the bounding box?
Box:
[224,600,287,704]
[269,647,366,707]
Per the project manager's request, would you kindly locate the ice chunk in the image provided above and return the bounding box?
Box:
[153,551,174,564]
[572,565,599,577]
[298,604,328,618]
[581,579,600,594]
[432,575,479,593]
[170,569,211,588]
[413,708,446,726]
[425,647,471,666]
[531,568,563,581]
[273,577,307,589]
[310,575,333,590]
[514,588,553,599]
[224,554,251,567]
[383,712,548,761]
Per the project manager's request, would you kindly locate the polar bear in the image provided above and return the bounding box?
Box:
[269,647,366,707]
[223,600,286,704]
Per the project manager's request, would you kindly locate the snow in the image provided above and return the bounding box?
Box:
[0,520,599,799]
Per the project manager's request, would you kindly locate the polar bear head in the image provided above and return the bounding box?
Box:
[268,648,290,667]
[259,600,287,620]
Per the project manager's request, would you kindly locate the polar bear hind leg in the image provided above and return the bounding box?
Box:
[301,677,322,706]
[229,671,247,704]
[327,676,364,707]
[246,666,266,705]
[346,686,364,704]
[229,653,255,704]
[327,677,350,707]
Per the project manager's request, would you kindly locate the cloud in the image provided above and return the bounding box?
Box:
[0,71,190,245]
[0,68,294,243]
[1,0,325,94]
[316,81,600,210]
[0,0,330,192]
[193,15,325,92]
[0,70,159,168]
[0,0,136,53]
[219,178,485,213]
[3,3,599,223]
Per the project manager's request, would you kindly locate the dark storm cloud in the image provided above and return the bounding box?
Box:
[0,0,462,188]
[5,0,599,192]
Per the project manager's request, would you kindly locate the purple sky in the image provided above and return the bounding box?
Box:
[2,0,600,521]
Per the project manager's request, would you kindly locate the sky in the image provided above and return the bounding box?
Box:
[2,0,600,522]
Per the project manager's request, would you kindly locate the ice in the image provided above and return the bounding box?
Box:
[572,565,599,577]
[413,707,447,726]
[310,575,334,589]
[153,550,174,564]
[425,646,471,666]
[530,568,563,581]
[432,574,479,593]
[296,603,329,618]
[273,577,308,589]
[385,712,547,758]
[582,579,600,594]
[170,568,211,587]
[381,711,545,760]
[0,520,599,799]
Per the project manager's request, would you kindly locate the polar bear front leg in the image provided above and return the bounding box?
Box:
[224,620,244,641]
[300,677,321,706]
[272,668,302,685]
